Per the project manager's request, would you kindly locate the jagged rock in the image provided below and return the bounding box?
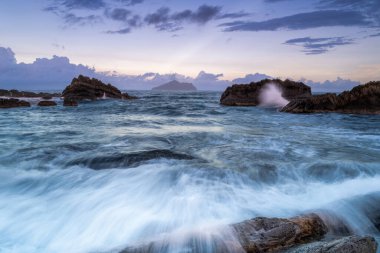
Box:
[37,101,57,107]
[0,98,31,108]
[286,236,378,253]
[220,79,311,106]
[232,213,327,253]
[281,81,380,114]
[0,89,60,98]
[63,99,78,107]
[62,75,137,101]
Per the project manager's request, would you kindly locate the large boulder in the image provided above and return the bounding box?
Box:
[0,98,31,108]
[220,79,311,106]
[281,81,380,114]
[232,213,327,253]
[62,75,136,101]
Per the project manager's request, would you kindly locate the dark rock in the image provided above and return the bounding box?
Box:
[67,149,194,170]
[220,79,311,106]
[286,236,378,253]
[232,213,327,253]
[62,75,137,101]
[152,80,197,91]
[37,101,57,107]
[0,98,31,108]
[41,96,53,100]
[0,89,60,98]
[281,81,380,114]
[63,99,78,107]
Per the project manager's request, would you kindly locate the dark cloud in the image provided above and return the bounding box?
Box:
[222,10,371,32]
[284,36,354,55]
[368,32,380,38]
[105,8,131,22]
[217,12,251,20]
[143,5,222,32]
[64,13,101,26]
[116,0,144,6]
[53,0,105,10]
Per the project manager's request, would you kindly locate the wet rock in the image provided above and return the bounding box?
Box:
[232,213,327,253]
[281,81,380,114]
[67,149,194,170]
[0,98,31,108]
[63,99,78,107]
[0,89,60,98]
[220,79,311,106]
[286,236,378,253]
[62,75,137,101]
[37,100,57,107]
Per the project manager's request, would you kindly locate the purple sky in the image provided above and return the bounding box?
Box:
[0,0,379,90]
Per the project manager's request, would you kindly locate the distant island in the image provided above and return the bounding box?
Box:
[152,80,197,91]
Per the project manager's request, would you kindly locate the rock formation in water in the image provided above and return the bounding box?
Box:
[63,99,78,107]
[281,81,380,114]
[0,98,31,108]
[220,79,311,106]
[62,75,137,102]
[37,100,57,107]
[152,80,197,91]
[0,89,60,98]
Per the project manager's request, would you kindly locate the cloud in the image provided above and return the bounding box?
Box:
[368,32,380,38]
[302,77,360,92]
[221,10,371,32]
[64,13,101,25]
[0,47,361,92]
[105,8,131,22]
[284,36,354,54]
[232,73,273,84]
[143,5,222,32]
[50,0,106,10]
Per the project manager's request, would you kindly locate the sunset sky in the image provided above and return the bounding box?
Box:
[0,0,379,90]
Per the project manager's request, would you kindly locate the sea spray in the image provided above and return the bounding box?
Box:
[259,83,289,108]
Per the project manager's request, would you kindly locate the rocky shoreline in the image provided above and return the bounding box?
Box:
[0,75,138,108]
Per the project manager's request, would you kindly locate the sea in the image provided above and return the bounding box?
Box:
[0,91,379,253]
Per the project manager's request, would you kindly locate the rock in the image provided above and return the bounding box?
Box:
[220,79,311,106]
[63,99,78,107]
[41,96,52,100]
[37,101,57,107]
[0,89,60,98]
[281,81,380,114]
[286,236,378,253]
[62,75,137,101]
[0,98,31,108]
[232,213,327,253]
[67,149,194,170]
[152,80,197,91]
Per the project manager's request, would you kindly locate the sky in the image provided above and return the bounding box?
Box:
[0,0,379,91]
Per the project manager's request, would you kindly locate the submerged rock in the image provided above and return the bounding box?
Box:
[0,98,31,108]
[63,99,78,107]
[122,92,138,100]
[62,75,137,102]
[37,100,57,107]
[232,214,327,253]
[220,79,311,106]
[281,81,380,114]
[286,236,378,253]
[67,149,194,170]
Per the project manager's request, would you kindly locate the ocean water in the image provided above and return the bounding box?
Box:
[0,91,379,253]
